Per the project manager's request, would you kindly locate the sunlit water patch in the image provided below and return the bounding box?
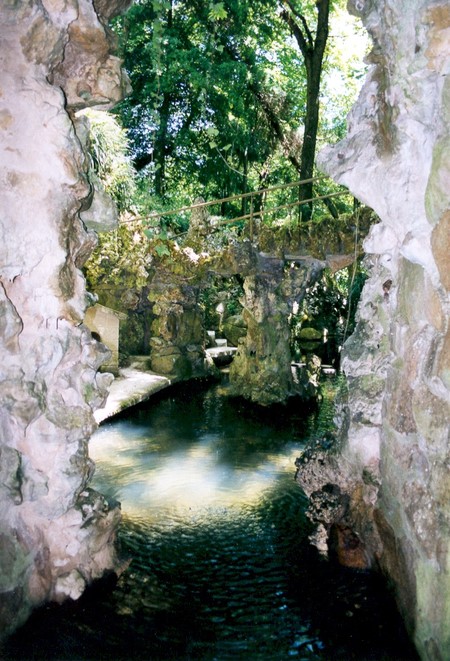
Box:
[2,377,417,661]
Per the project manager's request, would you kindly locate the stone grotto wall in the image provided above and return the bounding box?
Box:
[229,253,325,406]
[301,1,449,658]
[0,0,131,639]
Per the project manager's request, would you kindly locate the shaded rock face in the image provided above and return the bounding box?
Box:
[229,256,294,406]
[302,1,449,658]
[229,253,325,405]
[149,278,207,379]
[221,314,247,348]
[147,236,326,404]
[0,0,130,639]
[145,245,216,379]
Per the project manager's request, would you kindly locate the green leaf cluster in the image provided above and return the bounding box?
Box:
[79,109,137,213]
[112,0,367,209]
[84,221,152,309]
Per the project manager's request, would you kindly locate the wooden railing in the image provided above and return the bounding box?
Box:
[120,175,353,239]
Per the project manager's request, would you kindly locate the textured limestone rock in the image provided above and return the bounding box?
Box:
[173,210,368,406]
[229,252,325,405]
[51,1,130,111]
[0,0,130,640]
[221,313,247,348]
[147,248,211,379]
[211,216,371,405]
[149,284,207,378]
[75,111,119,233]
[302,1,450,658]
[229,255,294,406]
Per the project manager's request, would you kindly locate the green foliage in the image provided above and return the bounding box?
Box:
[84,221,151,307]
[80,109,137,213]
[320,3,370,145]
[110,0,367,222]
[208,2,227,21]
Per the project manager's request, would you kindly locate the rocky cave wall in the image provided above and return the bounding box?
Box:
[148,276,207,379]
[311,1,449,658]
[0,0,131,639]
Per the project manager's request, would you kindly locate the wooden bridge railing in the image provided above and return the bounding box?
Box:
[120,175,354,240]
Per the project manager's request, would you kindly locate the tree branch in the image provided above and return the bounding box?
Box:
[314,0,330,54]
[280,9,309,57]
[281,0,313,52]
[286,0,314,46]
[253,89,302,173]
[217,36,303,175]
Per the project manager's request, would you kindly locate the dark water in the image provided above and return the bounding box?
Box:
[3,377,417,661]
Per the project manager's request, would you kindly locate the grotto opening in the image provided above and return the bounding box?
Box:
[0,1,449,660]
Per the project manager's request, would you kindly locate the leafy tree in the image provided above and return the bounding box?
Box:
[113,0,283,205]
[111,0,367,225]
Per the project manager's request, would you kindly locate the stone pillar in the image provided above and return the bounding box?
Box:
[315,1,450,657]
[229,257,294,406]
[186,197,210,249]
[0,0,131,639]
[229,254,324,405]
[149,279,207,379]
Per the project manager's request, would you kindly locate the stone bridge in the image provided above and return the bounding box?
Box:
[148,204,374,406]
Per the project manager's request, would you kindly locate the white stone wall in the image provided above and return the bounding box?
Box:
[0,0,130,638]
[319,1,449,657]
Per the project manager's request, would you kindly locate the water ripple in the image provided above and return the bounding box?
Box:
[2,377,417,661]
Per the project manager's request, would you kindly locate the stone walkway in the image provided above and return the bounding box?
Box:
[94,347,236,424]
[94,367,175,424]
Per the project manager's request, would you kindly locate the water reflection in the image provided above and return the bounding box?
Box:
[91,425,301,513]
[2,377,418,661]
[90,381,311,515]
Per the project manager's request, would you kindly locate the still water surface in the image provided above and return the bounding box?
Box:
[3,377,416,660]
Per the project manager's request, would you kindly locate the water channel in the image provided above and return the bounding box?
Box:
[3,376,417,660]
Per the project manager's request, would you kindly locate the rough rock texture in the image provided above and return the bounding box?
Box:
[149,277,208,378]
[0,0,130,640]
[221,313,247,348]
[147,245,214,379]
[302,1,449,658]
[217,217,372,405]
[229,253,325,405]
[149,201,371,405]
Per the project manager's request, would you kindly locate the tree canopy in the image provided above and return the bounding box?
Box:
[111,0,368,216]
[82,3,370,361]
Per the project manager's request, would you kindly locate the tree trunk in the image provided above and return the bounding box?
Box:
[298,56,323,220]
[153,90,171,198]
[282,0,330,221]
[153,0,173,199]
[241,149,248,216]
